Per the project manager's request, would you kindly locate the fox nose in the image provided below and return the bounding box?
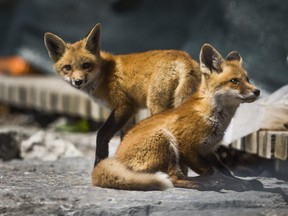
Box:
[253,89,260,96]
[74,79,83,87]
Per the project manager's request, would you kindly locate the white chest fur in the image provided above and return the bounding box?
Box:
[201,105,238,154]
[82,81,112,109]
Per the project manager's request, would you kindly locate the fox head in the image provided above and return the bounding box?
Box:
[199,44,260,107]
[44,23,102,89]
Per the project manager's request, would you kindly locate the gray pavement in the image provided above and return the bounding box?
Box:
[0,128,287,215]
[0,156,288,216]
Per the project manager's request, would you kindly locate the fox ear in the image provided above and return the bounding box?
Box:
[226,51,243,64]
[199,44,223,74]
[85,23,101,55]
[44,33,66,63]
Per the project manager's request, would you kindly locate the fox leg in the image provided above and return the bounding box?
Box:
[186,151,241,177]
[172,174,225,191]
[182,151,237,176]
[169,153,221,190]
[170,153,224,190]
[204,152,234,177]
[94,106,136,166]
[171,153,246,191]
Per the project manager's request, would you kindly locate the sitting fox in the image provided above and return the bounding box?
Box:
[92,44,261,191]
[44,23,201,166]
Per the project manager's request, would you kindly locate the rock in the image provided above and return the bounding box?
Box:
[20,131,83,161]
[0,130,28,161]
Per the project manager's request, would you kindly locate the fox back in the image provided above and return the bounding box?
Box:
[44,23,202,110]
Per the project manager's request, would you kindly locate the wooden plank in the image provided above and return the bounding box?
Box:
[256,130,288,160]
[0,75,129,122]
[274,132,288,160]
[258,130,272,159]
[18,86,27,106]
[268,131,276,159]
[7,85,15,105]
[40,90,47,110]
[244,132,258,154]
[0,83,6,102]
[33,88,41,109]
[49,92,58,112]
[26,86,34,108]
[55,91,64,113]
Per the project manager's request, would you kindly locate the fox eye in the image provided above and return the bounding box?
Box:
[230,78,240,85]
[62,65,72,73]
[82,62,92,70]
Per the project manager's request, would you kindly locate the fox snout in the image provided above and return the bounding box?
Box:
[65,70,88,89]
[60,74,85,89]
[253,89,260,97]
[241,87,260,103]
[72,78,85,88]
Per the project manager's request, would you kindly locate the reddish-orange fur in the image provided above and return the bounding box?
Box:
[92,44,260,191]
[44,23,201,165]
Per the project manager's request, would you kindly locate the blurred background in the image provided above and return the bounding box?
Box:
[0,0,287,93]
[0,0,288,180]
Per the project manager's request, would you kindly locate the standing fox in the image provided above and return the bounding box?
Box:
[92,44,262,191]
[44,23,201,166]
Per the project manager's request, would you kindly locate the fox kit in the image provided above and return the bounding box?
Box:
[44,23,201,166]
[92,44,261,191]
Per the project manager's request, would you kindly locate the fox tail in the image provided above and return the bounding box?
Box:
[92,158,173,191]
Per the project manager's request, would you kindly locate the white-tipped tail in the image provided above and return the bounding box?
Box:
[154,172,174,190]
[92,158,173,191]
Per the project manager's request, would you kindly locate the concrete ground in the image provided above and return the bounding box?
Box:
[0,156,288,216]
[0,131,288,216]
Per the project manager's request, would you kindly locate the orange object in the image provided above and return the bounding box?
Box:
[0,56,37,76]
